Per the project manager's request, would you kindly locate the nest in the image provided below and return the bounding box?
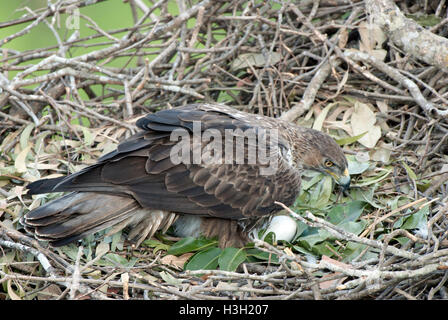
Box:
[0,0,447,300]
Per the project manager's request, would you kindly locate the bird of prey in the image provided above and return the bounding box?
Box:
[22,103,350,248]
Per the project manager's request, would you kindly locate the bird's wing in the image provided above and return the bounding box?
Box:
[27,104,302,220]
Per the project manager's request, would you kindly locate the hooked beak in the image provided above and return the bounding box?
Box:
[325,167,351,190]
[337,168,351,190]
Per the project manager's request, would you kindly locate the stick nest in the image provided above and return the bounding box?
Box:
[0,0,448,300]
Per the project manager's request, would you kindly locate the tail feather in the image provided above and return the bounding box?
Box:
[22,192,176,247]
[26,177,66,195]
[26,166,128,196]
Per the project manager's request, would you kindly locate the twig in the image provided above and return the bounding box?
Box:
[276,201,419,260]
[344,49,448,117]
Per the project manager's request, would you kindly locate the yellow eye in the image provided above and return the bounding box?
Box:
[324,160,334,167]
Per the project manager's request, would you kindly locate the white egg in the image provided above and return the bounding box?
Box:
[262,215,297,242]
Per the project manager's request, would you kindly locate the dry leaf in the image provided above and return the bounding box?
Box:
[121,272,129,300]
[0,198,7,210]
[1,219,14,230]
[36,173,64,180]
[371,142,392,163]
[351,102,381,148]
[319,256,352,289]
[14,145,31,173]
[160,253,193,269]
[338,27,348,48]
[215,281,238,291]
[7,279,22,300]
[10,186,25,209]
[28,197,43,211]
[140,271,158,283]
[326,105,349,122]
[319,272,347,290]
[37,284,63,300]
[312,103,337,131]
[375,101,390,131]
[376,100,389,113]
[355,151,370,162]
[230,52,282,71]
[321,255,353,269]
[1,130,21,151]
[28,163,60,170]
[95,241,110,258]
[358,21,387,61]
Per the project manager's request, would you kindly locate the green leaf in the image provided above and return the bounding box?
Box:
[34,131,51,154]
[300,171,325,190]
[395,236,411,246]
[393,216,405,229]
[167,237,218,255]
[354,167,391,187]
[293,220,309,240]
[80,116,91,127]
[297,232,328,249]
[407,14,442,27]
[327,201,366,225]
[401,206,428,230]
[416,179,432,192]
[0,165,18,178]
[350,187,384,209]
[57,244,80,261]
[402,161,418,180]
[218,248,247,271]
[245,248,279,263]
[185,247,222,271]
[110,230,123,251]
[142,239,170,254]
[292,245,316,258]
[80,126,94,147]
[99,253,138,267]
[341,242,378,262]
[313,241,338,257]
[335,131,367,146]
[160,271,183,286]
[337,220,367,236]
[217,91,234,103]
[263,231,276,244]
[341,11,352,19]
[308,175,333,208]
[0,252,15,264]
[346,154,370,175]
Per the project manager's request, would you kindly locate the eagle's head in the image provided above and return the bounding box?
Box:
[294,128,350,190]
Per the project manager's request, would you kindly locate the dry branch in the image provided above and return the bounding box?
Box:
[366,0,448,70]
[0,0,447,300]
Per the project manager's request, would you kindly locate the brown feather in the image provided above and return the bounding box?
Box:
[23,103,348,247]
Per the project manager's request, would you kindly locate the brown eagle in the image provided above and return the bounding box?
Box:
[22,104,350,247]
